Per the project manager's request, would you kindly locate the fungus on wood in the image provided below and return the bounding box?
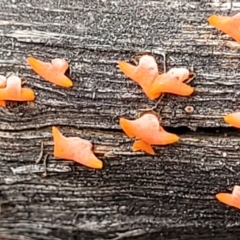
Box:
[1,0,240,239]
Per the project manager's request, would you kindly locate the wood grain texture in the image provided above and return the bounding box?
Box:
[1,127,240,240]
[1,0,240,239]
[0,0,239,129]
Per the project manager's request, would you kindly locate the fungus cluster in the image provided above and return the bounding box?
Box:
[3,12,240,210]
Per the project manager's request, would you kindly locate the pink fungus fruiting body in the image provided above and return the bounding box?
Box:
[224,112,240,128]
[27,56,73,87]
[150,68,194,97]
[119,112,179,155]
[118,55,194,100]
[208,13,240,43]
[118,55,159,100]
[52,126,103,169]
[216,185,240,210]
[0,75,35,104]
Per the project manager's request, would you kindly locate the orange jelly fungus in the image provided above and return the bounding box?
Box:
[0,75,7,107]
[27,56,73,87]
[0,75,35,102]
[118,55,194,100]
[216,185,240,210]
[150,68,194,97]
[208,13,240,43]
[52,126,103,169]
[119,112,179,155]
[118,55,159,100]
[224,112,240,128]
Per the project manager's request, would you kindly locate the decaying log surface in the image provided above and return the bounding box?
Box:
[1,128,240,240]
[1,0,240,239]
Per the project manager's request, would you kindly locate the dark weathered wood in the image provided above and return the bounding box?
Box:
[1,0,240,239]
[1,127,240,240]
[0,0,239,130]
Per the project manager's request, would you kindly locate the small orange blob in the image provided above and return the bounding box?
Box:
[0,75,35,102]
[224,112,240,128]
[150,68,194,97]
[216,185,240,210]
[118,55,160,100]
[27,56,73,87]
[208,13,240,43]
[119,112,179,155]
[52,126,103,169]
[0,75,7,107]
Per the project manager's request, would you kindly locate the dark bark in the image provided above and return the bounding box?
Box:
[0,0,240,239]
[0,0,239,130]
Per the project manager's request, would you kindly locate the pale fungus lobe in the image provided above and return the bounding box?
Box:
[208,13,240,43]
[216,185,240,210]
[52,126,103,169]
[27,56,73,87]
[0,75,7,106]
[119,111,179,155]
[118,55,160,100]
[224,112,240,128]
[0,75,35,103]
[119,55,194,100]
[150,68,194,97]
